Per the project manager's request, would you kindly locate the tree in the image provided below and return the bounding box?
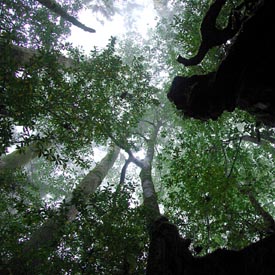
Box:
[7,144,119,274]
[1,0,275,274]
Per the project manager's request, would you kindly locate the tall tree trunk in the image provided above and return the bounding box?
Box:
[139,121,162,226]
[119,119,162,224]
[9,144,120,274]
[0,141,50,172]
[37,0,96,33]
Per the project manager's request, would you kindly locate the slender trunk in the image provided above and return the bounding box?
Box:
[37,0,96,33]
[121,120,162,225]
[0,141,50,172]
[139,121,162,226]
[9,145,120,274]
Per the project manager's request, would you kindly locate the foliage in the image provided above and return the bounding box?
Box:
[159,110,275,252]
[37,181,148,274]
[1,2,154,159]
[1,0,275,273]
[0,170,45,262]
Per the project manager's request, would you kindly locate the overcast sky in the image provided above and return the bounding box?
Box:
[68,0,158,51]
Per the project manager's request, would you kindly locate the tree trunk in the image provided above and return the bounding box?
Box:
[0,41,75,69]
[9,145,120,274]
[139,121,162,226]
[0,141,50,172]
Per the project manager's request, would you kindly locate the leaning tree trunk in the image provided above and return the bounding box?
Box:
[124,119,162,225]
[0,41,75,69]
[0,141,50,172]
[9,144,120,275]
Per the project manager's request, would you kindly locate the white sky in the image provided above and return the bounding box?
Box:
[68,0,158,51]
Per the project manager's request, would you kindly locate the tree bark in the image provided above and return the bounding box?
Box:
[0,41,75,69]
[0,141,50,172]
[37,0,96,33]
[9,144,119,274]
[139,121,162,226]
[128,121,162,226]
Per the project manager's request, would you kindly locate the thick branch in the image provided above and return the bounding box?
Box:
[37,0,96,33]
[177,0,242,66]
[107,133,144,168]
[0,141,51,172]
[119,156,133,184]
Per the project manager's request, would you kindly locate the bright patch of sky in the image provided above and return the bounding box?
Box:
[68,0,158,52]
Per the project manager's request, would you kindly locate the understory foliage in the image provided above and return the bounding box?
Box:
[1,0,275,274]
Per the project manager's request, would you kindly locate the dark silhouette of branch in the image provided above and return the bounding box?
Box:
[224,133,275,147]
[247,191,275,233]
[141,119,155,126]
[107,133,144,169]
[131,132,149,142]
[37,0,96,33]
[177,0,242,66]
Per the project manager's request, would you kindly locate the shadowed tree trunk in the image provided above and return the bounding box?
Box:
[8,144,119,274]
[241,188,275,233]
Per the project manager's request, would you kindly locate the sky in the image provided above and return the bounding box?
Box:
[68,0,158,52]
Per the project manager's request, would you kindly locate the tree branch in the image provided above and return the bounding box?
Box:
[0,42,75,69]
[177,0,243,66]
[37,0,96,33]
[141,119,155,127]
[119,156,133,184]
[131,132,149,142]
[107,133,144,169]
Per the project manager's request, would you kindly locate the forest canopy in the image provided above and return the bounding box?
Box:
[1,0,275,274]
